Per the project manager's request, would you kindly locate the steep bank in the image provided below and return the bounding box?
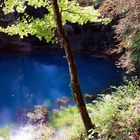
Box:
[99,0,140,75]
[0,22,115,57]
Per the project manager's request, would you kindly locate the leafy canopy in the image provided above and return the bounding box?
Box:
[0,0,108,42]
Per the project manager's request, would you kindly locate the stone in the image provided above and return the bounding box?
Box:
[84,92,96,103]
[27,105,48,125]
[55,97,70,106]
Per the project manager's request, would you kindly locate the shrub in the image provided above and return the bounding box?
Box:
[49,106,85,140]
[88,77,140,139]
[0,125,11,140]
[50,77,140,140]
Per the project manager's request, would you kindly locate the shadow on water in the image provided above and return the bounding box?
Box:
[0,52,123,125]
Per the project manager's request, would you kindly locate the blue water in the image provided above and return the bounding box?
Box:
[0,52,123,125]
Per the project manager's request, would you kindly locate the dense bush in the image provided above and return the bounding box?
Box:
[89,77,140,139]
[50,77,140,140]
[131,31,140,62]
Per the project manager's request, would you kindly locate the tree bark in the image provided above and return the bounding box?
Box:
[52,0,94,133]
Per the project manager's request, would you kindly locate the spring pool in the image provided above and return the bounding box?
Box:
[0,52,123,125]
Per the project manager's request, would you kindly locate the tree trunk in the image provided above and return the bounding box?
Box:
[52,0,94,133]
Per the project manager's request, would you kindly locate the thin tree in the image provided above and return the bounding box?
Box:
[0,0,105,134]
[52,0,94,133]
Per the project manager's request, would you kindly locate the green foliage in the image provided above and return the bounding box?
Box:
[50,77,140,140]
[131,31,140,62]
[0,125,11,140]
[49,106,79,127]
[0,0,108,43]
[88,77,140,139]
[49,106,86,140]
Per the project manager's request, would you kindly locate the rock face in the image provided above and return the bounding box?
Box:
[63,24,75,36]
[79,23,115,54]
[14,41,32,52]
[55,24,75,42]
[0,40,32,53]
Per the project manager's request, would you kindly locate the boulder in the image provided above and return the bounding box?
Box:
[84,92,97,103]
[55,97,70,107]
[27,105,48,125]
